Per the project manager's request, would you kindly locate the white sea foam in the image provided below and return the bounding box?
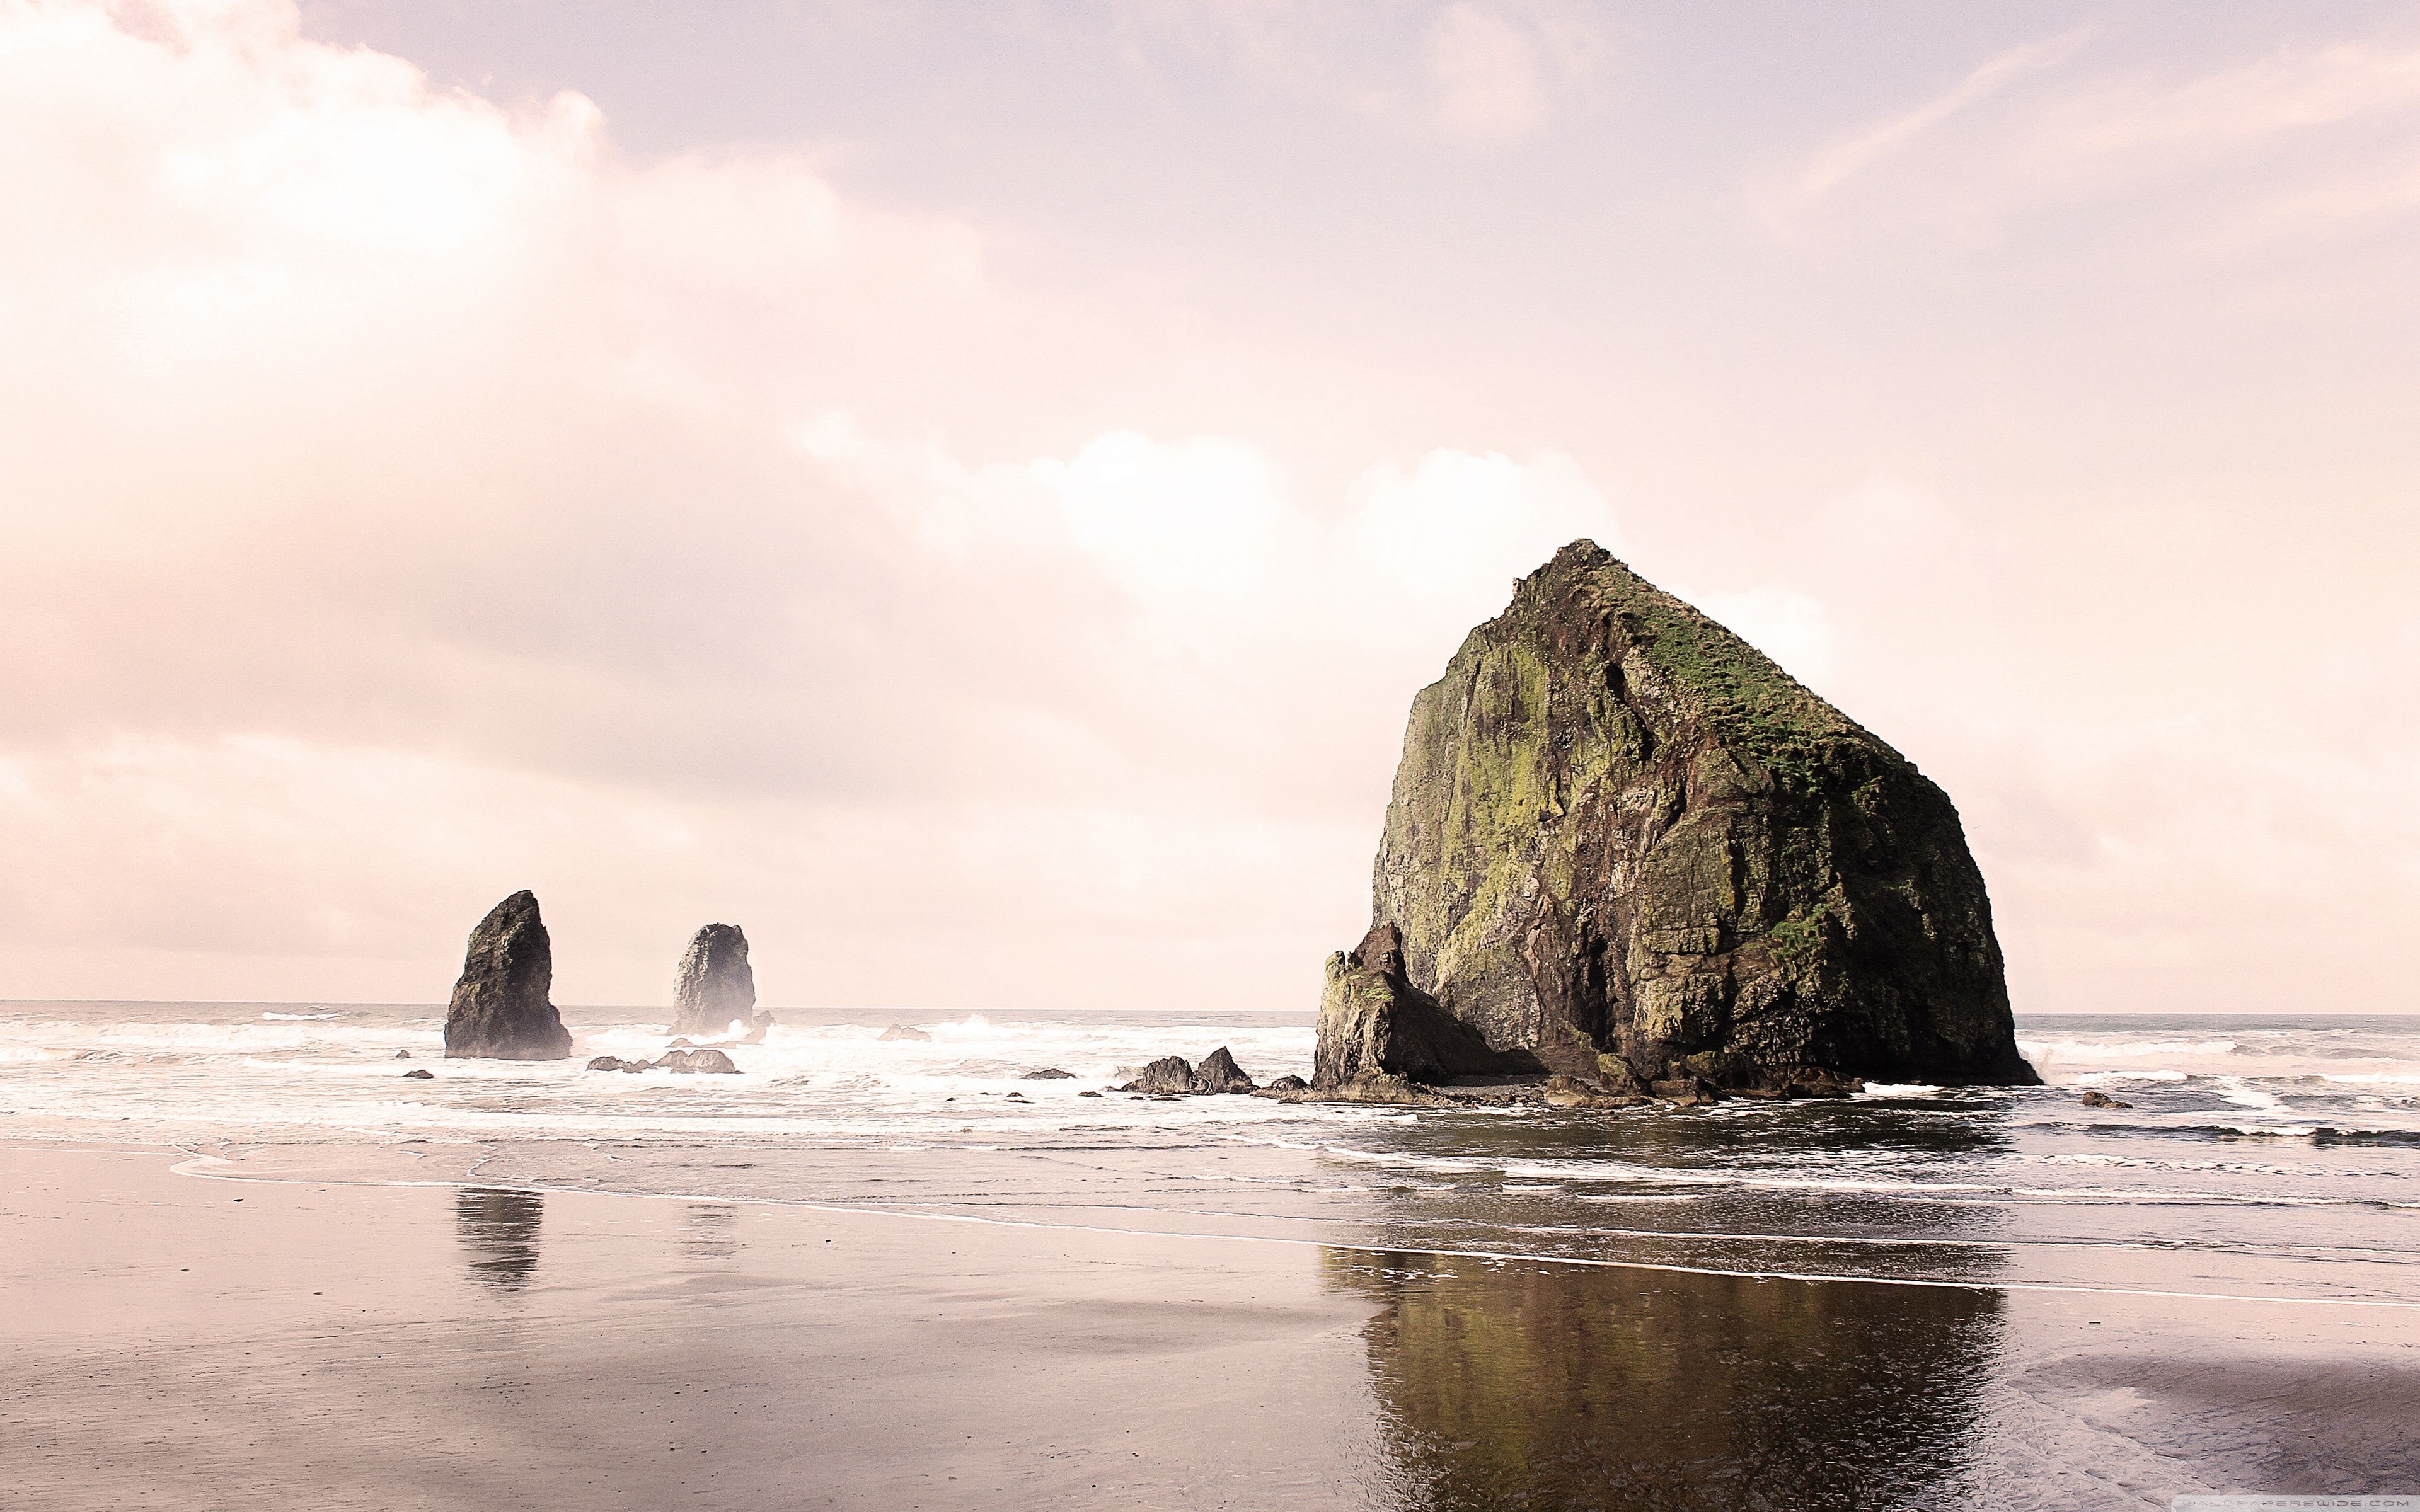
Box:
[9,1002,2420,1307]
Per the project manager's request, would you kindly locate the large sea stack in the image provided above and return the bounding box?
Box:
[1318,541,2036,1097]
[443,890,573,1060]
[671,923,769,1039]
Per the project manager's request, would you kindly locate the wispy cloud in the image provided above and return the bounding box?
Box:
[1779,26,2095,215]
[1132,0,1608,144]
[1762,27,2420,245]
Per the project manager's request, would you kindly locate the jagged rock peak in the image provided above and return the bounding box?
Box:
[1345,539,2036,1093]
[671,922,769,1039]
[1196,1047,1257,1094]
[1117,1056,1202,1095]
[444,891,572,1061]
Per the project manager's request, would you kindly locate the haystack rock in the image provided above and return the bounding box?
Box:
[671,923,770,1040]
[442,891,573,1060]
[1317,541,2037,1098]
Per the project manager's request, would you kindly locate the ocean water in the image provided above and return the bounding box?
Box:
[4,1001,2416,1310]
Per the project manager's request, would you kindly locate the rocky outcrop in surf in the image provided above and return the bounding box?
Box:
[655,1047,739,1074]
[586,1048,740,1074]
[1115,1048,1264,1096]
[671,923,769,1040]
[1118,1055,1203,1095]
[443,891,573,1060]
[1196,1047,1257,1094]
[1319,541,2037,1099]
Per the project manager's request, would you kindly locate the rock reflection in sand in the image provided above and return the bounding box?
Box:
[1329,1250,2001,1512]
[453,1187,545,1292]
[681,1201,739,1262]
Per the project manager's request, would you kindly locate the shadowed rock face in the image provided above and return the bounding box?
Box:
[1315,924,1540,1091]
[444,891,572,1060]
[671,923,766,1039]
[1352,541,2036,1091]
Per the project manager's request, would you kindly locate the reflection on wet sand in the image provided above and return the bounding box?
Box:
[453,1187,544,1292]
[1358,1102,2019,1278]
[681,1201,739,1262]
[1330,1250,2001,1512]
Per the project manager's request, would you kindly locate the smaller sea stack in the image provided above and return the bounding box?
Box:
[1315,924,1536,1094]
[444,891,572,1060]
[671,923,769,1039]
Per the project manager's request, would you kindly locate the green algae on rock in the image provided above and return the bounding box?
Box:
[1328,540,2036,1095]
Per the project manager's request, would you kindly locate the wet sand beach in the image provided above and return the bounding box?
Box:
[6,1141,2417,1510]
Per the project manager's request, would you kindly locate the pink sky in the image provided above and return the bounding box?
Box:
[3,0,2416,1014]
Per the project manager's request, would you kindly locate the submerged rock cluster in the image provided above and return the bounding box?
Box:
[587,1048,739,1075]
[1115,1047,1262,1096]
[1315,541,2037,1102]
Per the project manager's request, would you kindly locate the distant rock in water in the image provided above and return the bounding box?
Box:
[655,1047,739,1074]
[878,1024,931,1043]
[443,891,572,1061]
[1020,1068,1077,1080]
[395,1050,412,1060]
[403,1067,434,1079]
[1113,1048,1269,1096]
[1194,1047,1257,1094]
[2079,1090,2131,1109]
[1322,541,2037,1097]
[1117,1056,1202,1095]
[671,924,770,1040]
[586,1050,736,1074]
[1262,1075,1309,1094]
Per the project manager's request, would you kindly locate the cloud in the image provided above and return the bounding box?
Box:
[0,0,1660,1004]
[805,413,1622,693]
[1133,0,1605,144]
[1763,26,2420,246]
[1421,4,1550,141]
[1772,27,2094,219]
[21,0,2400,1024]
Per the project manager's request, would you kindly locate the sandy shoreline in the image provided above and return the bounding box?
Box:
[5,1140,2417,1509]
[3,1143,1383,1510]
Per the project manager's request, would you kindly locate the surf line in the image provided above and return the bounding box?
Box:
[161,1151,2420,1314]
